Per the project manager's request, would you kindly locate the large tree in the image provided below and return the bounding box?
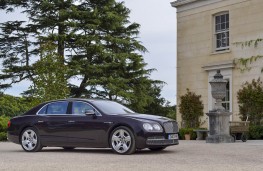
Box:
[0,0,165,113]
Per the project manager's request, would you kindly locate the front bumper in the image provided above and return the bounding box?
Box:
[136,133,179,149]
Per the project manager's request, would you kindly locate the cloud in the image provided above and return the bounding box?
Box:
[123,0,177,104]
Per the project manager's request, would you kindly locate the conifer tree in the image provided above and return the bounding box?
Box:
[0,0,165,112]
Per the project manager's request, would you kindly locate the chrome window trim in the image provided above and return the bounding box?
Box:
[36,101,69,116]
[36,100,102,116]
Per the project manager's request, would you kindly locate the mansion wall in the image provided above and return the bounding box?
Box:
[173,0,263,127]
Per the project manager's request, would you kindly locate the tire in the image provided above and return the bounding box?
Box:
[149,147,166,151]
[62,147,75,150]
[20,127,42,152]
[231,134,236,142]
[241,133,248,142]
[110,126,136,155]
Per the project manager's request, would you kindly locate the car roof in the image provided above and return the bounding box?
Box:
[23,98,110,116]
[45,98,109,103]
[67,98,109,102]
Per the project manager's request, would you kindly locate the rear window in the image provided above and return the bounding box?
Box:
[38,101,69,115]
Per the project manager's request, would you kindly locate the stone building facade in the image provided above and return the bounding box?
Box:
[171,0,263,127]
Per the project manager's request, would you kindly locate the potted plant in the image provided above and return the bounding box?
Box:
[184,131,191,140]
[179,128,195,140]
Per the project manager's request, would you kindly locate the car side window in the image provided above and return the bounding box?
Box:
[46,101,69,115]
[72,102,94,115]
[38,105,47,115]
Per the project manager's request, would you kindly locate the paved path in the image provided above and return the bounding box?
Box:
[0,140,263,171]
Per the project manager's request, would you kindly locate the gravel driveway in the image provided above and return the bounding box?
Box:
[0,140,263,171]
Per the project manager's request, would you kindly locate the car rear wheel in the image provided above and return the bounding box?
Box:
[21,127,42,152]
[110,126,136,155]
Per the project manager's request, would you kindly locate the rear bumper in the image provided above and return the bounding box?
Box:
[7,132,20,144]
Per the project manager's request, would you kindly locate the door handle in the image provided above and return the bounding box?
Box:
[68,120,75,123]
[38,120,44,123]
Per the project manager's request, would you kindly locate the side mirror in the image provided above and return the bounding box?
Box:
[85,109,95,116]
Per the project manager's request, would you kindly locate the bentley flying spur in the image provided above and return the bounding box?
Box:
[7,99,179,154]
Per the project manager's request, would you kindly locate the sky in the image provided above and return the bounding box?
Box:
[1,0,178,105]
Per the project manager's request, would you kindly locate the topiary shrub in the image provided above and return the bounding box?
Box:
[237,78,263,124]
[179,89,204,128]
[0,132,7,141]
[249,125,263,139]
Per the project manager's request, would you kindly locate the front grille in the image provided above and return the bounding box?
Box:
[163,121,178,133]
[146,139,178,145]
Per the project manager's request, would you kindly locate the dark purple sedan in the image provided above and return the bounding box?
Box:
[7,99,179,154]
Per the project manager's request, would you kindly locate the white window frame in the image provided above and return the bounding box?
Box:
[213,12,229,52]
[222,78,230,111]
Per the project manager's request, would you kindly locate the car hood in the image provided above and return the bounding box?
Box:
[119,113,174,124]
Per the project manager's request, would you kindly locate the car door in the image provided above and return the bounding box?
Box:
[36,101,73,146]
[66,101,112,147]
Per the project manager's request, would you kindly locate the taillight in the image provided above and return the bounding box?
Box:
[7,121,11,128]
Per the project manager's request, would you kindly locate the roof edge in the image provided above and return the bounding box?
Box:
[171,0,200,8]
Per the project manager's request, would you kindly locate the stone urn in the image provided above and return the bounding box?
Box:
[206,70,234,143]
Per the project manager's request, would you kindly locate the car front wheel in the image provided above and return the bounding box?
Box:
[110,126,136,155]
[21,127,42,152]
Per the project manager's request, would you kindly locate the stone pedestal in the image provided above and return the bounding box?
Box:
[206,111,234,143]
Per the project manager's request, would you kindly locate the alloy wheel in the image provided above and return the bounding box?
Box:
[21,127,42,152]
[111,127,135,154]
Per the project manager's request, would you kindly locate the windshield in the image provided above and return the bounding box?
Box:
[92,101,135,115]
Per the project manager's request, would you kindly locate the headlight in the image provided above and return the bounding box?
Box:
[143,123,153,131]
[143,123,163,132]
[153,124,162,131]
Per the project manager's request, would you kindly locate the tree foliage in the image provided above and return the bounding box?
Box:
[143,84,176,119]
[0,94,30,117]
[179,89,204,128]
[0,0,167,112]
[28,42,69,103]
[0,115,10,141]
[237,78,263,125]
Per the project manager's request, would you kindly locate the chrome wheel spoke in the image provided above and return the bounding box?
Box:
[115,142,122,151]
[22,140,29,146]
[31,132,36,138]
[27,142,33,150]
[23,132,30,139]
[119,130,124,137]
[122,143,128,152]
[32,138,37,145]
[112,135,120,142]
[124,136,131,142]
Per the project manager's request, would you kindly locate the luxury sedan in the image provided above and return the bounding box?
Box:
[7,99,179,154]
